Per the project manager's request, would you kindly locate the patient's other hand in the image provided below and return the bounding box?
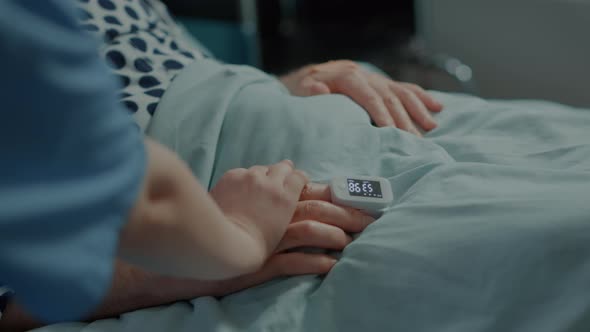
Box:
[212,183,374,296]
[279,60,443,136]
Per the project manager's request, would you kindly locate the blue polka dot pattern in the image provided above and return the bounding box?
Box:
[138,0,150,15]
[106,50,126,69]
[129,37,147,52]
[124,100,139,112]
[76,0,207,131]
[98,0,116,11]
[134,58,153,72]
[125,6,139,20]
[104,16,122,25]
[105,29,119,41]
[148,31,165,43]
[180,51,195,59]
[117,75,131,87]
[163,59,183,70]
[147,102,158,115]
[145,89,165,98]
[139,76,160,88]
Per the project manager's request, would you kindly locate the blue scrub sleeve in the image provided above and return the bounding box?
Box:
[0,0,145,323]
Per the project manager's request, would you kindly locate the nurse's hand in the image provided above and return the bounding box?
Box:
[279,60,443,136]
[210,160,309,259]
[210,183,375,296]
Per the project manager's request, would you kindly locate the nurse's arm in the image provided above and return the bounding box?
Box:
[0,260,223,332]
[1,183,371,331]
[118,138,268,280]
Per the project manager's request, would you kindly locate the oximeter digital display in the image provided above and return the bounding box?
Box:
[330,176,393,214]
[346,178,383,198]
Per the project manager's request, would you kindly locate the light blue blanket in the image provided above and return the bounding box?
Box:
[37,60,590,332]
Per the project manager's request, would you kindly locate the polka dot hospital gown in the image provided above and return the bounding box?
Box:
[76,0,207,131]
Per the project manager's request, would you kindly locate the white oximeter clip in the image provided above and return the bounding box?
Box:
[330,176,393,216]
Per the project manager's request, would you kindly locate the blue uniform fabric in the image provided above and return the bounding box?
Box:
[0,0,145,323]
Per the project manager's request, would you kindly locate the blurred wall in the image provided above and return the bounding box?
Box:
[416,0,590,107]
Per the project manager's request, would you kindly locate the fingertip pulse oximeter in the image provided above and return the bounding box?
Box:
[330,176,394,214]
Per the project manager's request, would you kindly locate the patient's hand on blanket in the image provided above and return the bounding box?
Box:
[279,60,443,136]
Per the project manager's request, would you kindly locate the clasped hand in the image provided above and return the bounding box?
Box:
[209,161,374,295]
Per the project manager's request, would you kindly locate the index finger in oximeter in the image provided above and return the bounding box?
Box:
[330,176,393,213]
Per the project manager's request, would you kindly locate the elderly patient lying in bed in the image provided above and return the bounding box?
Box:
[7,1,590,332]
[0,0,443,330]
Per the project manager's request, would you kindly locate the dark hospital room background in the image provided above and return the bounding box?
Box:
[163,0,590,108]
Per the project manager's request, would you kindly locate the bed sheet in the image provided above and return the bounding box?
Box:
[35,60,590,332]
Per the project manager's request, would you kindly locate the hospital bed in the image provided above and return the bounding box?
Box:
[33,56,590,332]
[29,1,590,329]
